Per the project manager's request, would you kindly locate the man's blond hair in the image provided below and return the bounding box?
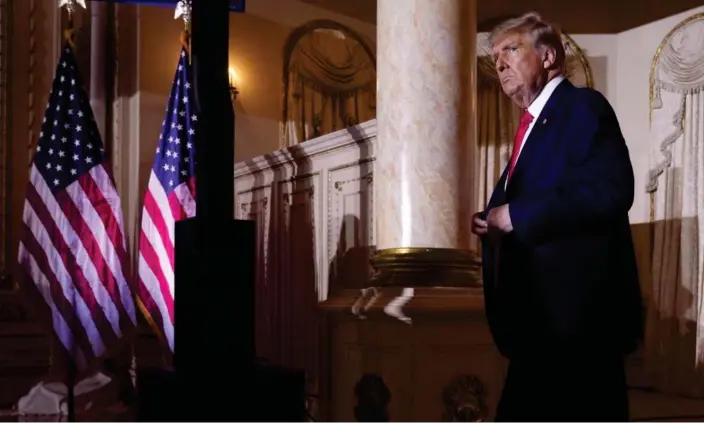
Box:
[490,12,566,72]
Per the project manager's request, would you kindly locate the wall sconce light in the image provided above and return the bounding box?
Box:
[228,67,239,100]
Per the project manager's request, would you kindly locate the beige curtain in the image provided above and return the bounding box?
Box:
[645,17,704,396]
[473,67,521,250]
[646,89,704,397]
[282,30,376,147]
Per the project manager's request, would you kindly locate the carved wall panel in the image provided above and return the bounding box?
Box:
[234,121,376,409]
[280,175,320,377]
[237,185,272,279]
[236,185,273,362]
[235,120,377,302]
[282,175,318,296]
[327,159,374,293]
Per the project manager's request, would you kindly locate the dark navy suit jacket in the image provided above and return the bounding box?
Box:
[481,79,644,359]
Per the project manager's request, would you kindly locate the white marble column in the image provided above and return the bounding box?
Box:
[376,0,477,251]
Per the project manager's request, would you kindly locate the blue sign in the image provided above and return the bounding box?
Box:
[89,0,245,12]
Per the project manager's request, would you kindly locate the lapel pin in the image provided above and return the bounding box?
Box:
[542,118,548,124]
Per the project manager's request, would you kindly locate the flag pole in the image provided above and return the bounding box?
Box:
[175,0,192,64]
[67,361,76,422]
[59,3,80,421]
[64,7,76,419]
[65,9,77,421]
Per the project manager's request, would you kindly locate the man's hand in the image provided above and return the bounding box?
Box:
[487,204,513,234]
[471,212,488,236]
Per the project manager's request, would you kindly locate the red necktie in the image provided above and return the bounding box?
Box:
[495,111,533,285]
[507,110,534,181]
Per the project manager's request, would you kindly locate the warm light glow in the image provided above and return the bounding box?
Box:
[228,67,237,86]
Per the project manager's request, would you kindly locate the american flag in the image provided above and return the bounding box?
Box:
[18,44,137,372]
[137,48,197,353]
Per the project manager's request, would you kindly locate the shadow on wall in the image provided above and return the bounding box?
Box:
[326,123,375,294]
[241,121,375,420]
[326,127,374,293]
[281,142,318,400]
[318,124,375,420]
[240,142,320,416]
[327,214,371,293]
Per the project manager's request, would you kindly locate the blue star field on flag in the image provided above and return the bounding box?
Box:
[32,45,105,194]
[153,48,198,196]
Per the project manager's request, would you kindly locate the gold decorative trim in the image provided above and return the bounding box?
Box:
[235,184,271,220]
[281,173,318,208]
[237,183,272,195]
[563,32,594,89]
[327,157,375,174]
[647,12,704,225]
[334,172,372,191]
[282,170,320,184]
[370,248,482,287]
[649,12,704,126]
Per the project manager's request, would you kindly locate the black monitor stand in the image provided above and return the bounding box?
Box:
[136,219,306,422]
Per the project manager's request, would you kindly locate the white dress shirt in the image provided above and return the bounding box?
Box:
[505,75,565,189]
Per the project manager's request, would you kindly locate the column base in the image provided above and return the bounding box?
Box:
[370,247,482,287]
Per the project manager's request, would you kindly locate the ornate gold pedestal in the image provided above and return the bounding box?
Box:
[370,248,482,287]
[319,247,507,422]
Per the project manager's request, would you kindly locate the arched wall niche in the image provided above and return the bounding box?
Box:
[280,19,376,148]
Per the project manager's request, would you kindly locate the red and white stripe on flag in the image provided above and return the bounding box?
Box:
[18,44,137,372]
[19,164,137,371]
[136,47,198,354]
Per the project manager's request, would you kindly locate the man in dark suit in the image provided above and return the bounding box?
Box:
[472,12,644,422]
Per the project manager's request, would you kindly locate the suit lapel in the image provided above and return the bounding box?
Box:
[507,79,574,192]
